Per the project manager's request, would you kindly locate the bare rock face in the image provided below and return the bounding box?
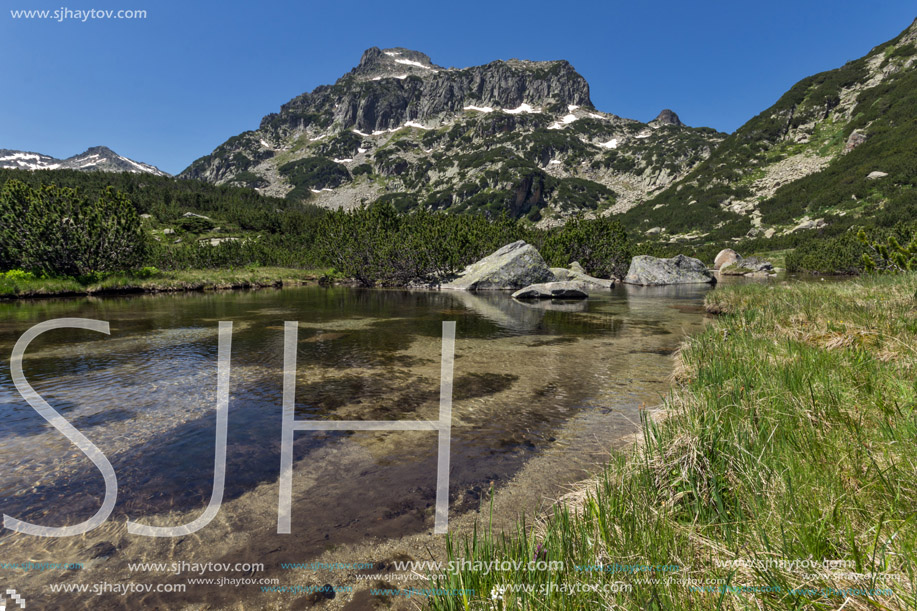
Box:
[652,109,683,126]
[845,130,868,152]
[714,248,742,270]
[512,281,589,300]
[549,264,614,289]
[259,48,593,136]
[624,255,716,286]
[441,241,555,291]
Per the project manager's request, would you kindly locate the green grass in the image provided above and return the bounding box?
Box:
[0,267,322,298]
[428,274,917,610]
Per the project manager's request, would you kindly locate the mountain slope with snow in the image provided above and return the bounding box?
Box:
[180,47,722,222]
[0,146,169,176]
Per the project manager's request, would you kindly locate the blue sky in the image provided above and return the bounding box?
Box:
[1,0,914,175]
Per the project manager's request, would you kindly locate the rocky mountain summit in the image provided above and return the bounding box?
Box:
[181,18,916,243]
[181,47,723,222]
[651,109,683,127]
[0,146,168,176]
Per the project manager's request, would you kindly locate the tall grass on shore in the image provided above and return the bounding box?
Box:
[0,267,321,298]
[429,274,917,610]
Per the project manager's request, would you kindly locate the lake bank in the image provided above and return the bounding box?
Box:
[0,267,322,299]
[429,273,917,610]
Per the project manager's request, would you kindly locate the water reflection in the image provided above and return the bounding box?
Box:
[0,284,714,609]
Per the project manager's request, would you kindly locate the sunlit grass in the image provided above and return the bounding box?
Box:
[0,267,323,298]
[429,274,917,610]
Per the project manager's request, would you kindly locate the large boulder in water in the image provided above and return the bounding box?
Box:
[624,255,716,286]
[512,281,589,300]
[442,241,555,291]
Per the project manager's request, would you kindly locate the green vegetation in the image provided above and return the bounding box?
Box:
[429,274,917,610]
[541,217,630,278]
[0,267,318,298]
[0,180,146,277]
[313,203,629,286]
[859,226,917,272]
[278,156,351,199]
[0,168,634,293]
[785,222,916,274]
[314,203,524,286]
[622,19,916,249]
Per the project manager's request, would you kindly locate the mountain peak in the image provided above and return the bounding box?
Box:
[351,47,442,80]
[82,145,116,155]
[0,146,168,175]
[652,109,683,126]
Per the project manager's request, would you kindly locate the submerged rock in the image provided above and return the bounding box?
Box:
[512,281,589,300]
[442,241,554,291]
[624,255,716,286]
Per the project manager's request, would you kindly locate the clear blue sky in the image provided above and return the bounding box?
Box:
[1,0,914,175]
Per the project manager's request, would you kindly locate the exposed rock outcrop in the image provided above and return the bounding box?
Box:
[845,130,867,152]
[624,255,716,286]
[262,50,593,136]
[652,109,683,126]
[721,256,775,275]
[441,241,555,291]
[549,265,615,289]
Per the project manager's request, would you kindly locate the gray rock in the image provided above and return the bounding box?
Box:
[652,109,683,127]
[182,212,211,220]
[713,248,742,270]
[742,256,774,272]
[549,265,614,289]
[721,256,774,276]
[646,226,663,235]
[867,171,888,180]
[792,218,827,232]
[442,241,555,291]
[845,131,867,152]
[257,49,592,137]
[512,281,589,300]
[624,255,716,286]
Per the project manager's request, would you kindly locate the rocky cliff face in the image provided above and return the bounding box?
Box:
[263,48,593,134]
[181,47,722,223]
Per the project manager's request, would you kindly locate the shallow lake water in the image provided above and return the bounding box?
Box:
[0,283,717,609]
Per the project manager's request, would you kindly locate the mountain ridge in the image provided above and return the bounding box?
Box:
[0,146,169,176]
[180,46,722,222]
[622,17,917,244]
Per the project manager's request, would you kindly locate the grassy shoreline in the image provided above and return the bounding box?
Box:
[0,267,323,299]
[429,274,917,610]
